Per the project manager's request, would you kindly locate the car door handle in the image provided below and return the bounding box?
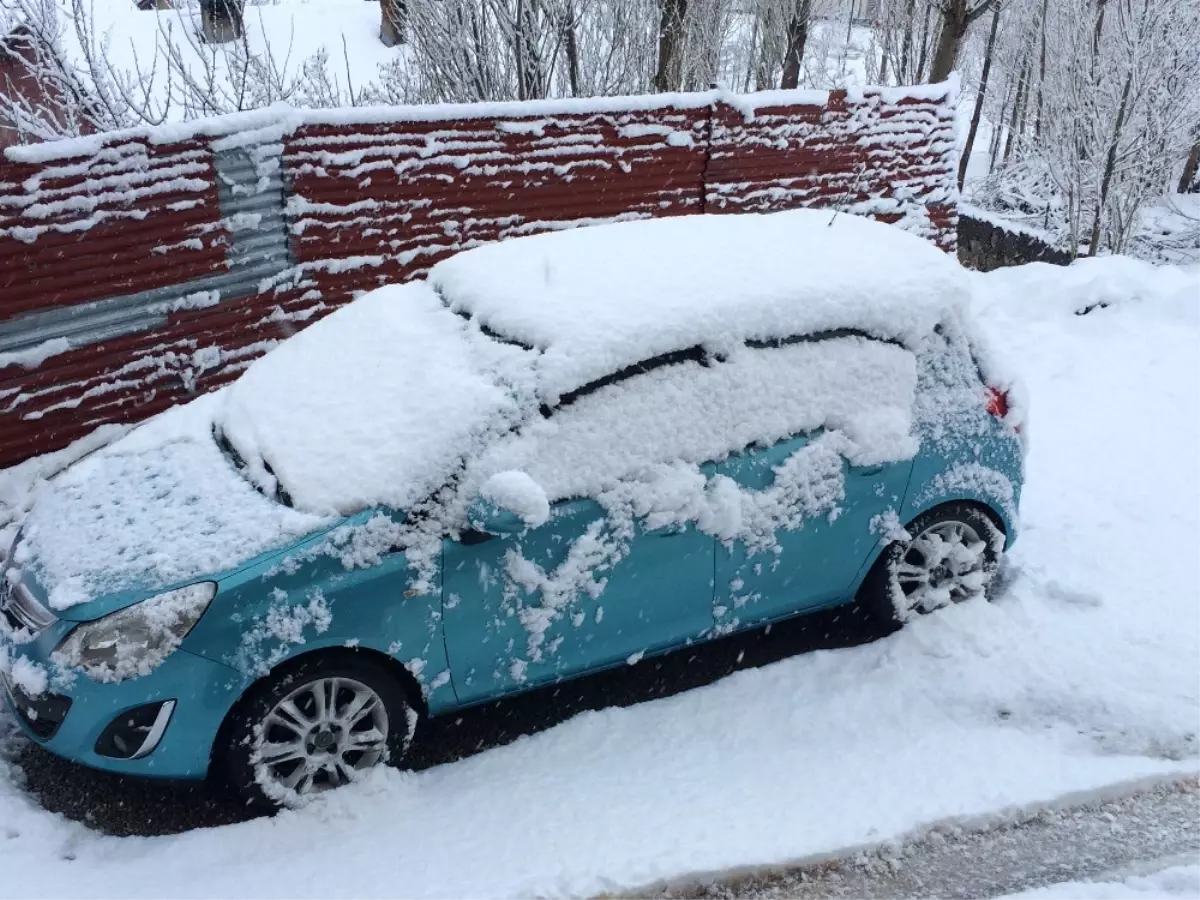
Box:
[646,525,686,537]
[458,529,495,545]
[856,465,884,476]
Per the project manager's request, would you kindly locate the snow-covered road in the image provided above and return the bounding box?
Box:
[0,256,1197,899]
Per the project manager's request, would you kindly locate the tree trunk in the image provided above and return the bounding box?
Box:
[914,0,934,82]
[898,0,916,82]
[515,0,545,100]
[1033,0,1048,136]
[958,0,999,189]
[1002,51,1029,163]
[779,0,812,89]
[1090,0,1107,80]
[839,0,856,79]
[379,0,406,47]
[652,0,688,92]
[560,4,581,96]
[928,0,967,84]
[987,82,1008,173]
[201,0,244,42]
[1087,67,1133,256]
[1179,140,1200,194]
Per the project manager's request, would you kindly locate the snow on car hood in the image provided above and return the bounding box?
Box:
[215,282,527,516]
[15,394,332,611]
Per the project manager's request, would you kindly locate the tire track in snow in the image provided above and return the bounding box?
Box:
[650,778,1199,899]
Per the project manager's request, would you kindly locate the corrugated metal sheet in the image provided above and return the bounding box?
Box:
[0,88,957,468]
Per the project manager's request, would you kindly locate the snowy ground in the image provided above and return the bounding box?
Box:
[0,256,1197,898]
[655,779,1199,898]
[1002,863,1200,900]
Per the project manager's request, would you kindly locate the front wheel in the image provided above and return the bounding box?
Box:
[858,503,1004,630]
[220,654,418,810]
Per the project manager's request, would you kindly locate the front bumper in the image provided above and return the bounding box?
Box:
[2,621,252,780]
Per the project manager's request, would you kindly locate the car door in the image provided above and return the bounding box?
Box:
[443,491,715,703]
[715,431,914,631]
[441,355,722,705]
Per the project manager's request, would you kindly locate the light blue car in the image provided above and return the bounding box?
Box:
[0,210,1025,809]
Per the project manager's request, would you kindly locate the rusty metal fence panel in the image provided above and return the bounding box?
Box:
[0,85,958,468]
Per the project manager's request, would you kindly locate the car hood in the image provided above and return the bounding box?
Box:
[12,396,334,617]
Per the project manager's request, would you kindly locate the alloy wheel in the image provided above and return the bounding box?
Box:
[254,676,390,799]
[894,519,990,616]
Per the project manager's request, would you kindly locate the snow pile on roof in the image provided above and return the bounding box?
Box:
[217,283,525,516]
[214,211,961,518]
[430,208,970,400]
[16,393,330,609]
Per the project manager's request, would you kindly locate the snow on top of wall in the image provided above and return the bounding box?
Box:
[430,208,969,401]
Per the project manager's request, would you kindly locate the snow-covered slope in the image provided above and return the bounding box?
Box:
[0,256,1197,898]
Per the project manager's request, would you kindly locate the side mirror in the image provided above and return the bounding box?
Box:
[468,471,550,536]
[466,499,527,536]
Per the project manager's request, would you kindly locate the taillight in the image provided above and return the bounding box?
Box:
[985,386,1009,419]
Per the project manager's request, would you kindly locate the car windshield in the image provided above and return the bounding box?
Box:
[214,283,529,517]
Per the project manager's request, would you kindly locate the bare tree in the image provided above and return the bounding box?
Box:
[958,0,1000,188]
[779,0,812,89]
[1180,135,1200,193]
[652,0,687,90]
[928,0,995,83]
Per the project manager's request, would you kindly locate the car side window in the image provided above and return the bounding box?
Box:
[476,336,917,503]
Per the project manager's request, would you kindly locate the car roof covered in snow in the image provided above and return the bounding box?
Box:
[428,209,969,401]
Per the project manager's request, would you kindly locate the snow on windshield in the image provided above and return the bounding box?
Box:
[429,208,970,402]
[216,283,529,516]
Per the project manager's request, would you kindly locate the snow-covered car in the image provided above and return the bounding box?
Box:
[0,209,1025,808]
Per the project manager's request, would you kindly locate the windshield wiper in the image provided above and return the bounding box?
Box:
[212,425,294,508]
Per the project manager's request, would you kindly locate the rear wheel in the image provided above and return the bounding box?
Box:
[858,503,1003,630]
[221,654,418,810]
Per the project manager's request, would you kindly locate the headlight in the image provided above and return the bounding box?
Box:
[52,582,216,683]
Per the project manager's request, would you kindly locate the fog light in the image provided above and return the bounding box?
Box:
[94,700,176,760]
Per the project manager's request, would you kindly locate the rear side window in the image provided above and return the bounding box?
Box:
[474,336,918,502]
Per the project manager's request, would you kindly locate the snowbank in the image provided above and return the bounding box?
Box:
[0,258,1195,897]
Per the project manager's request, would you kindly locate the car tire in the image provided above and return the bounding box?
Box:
[219,652,419,811]
[857,502,1004,631]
